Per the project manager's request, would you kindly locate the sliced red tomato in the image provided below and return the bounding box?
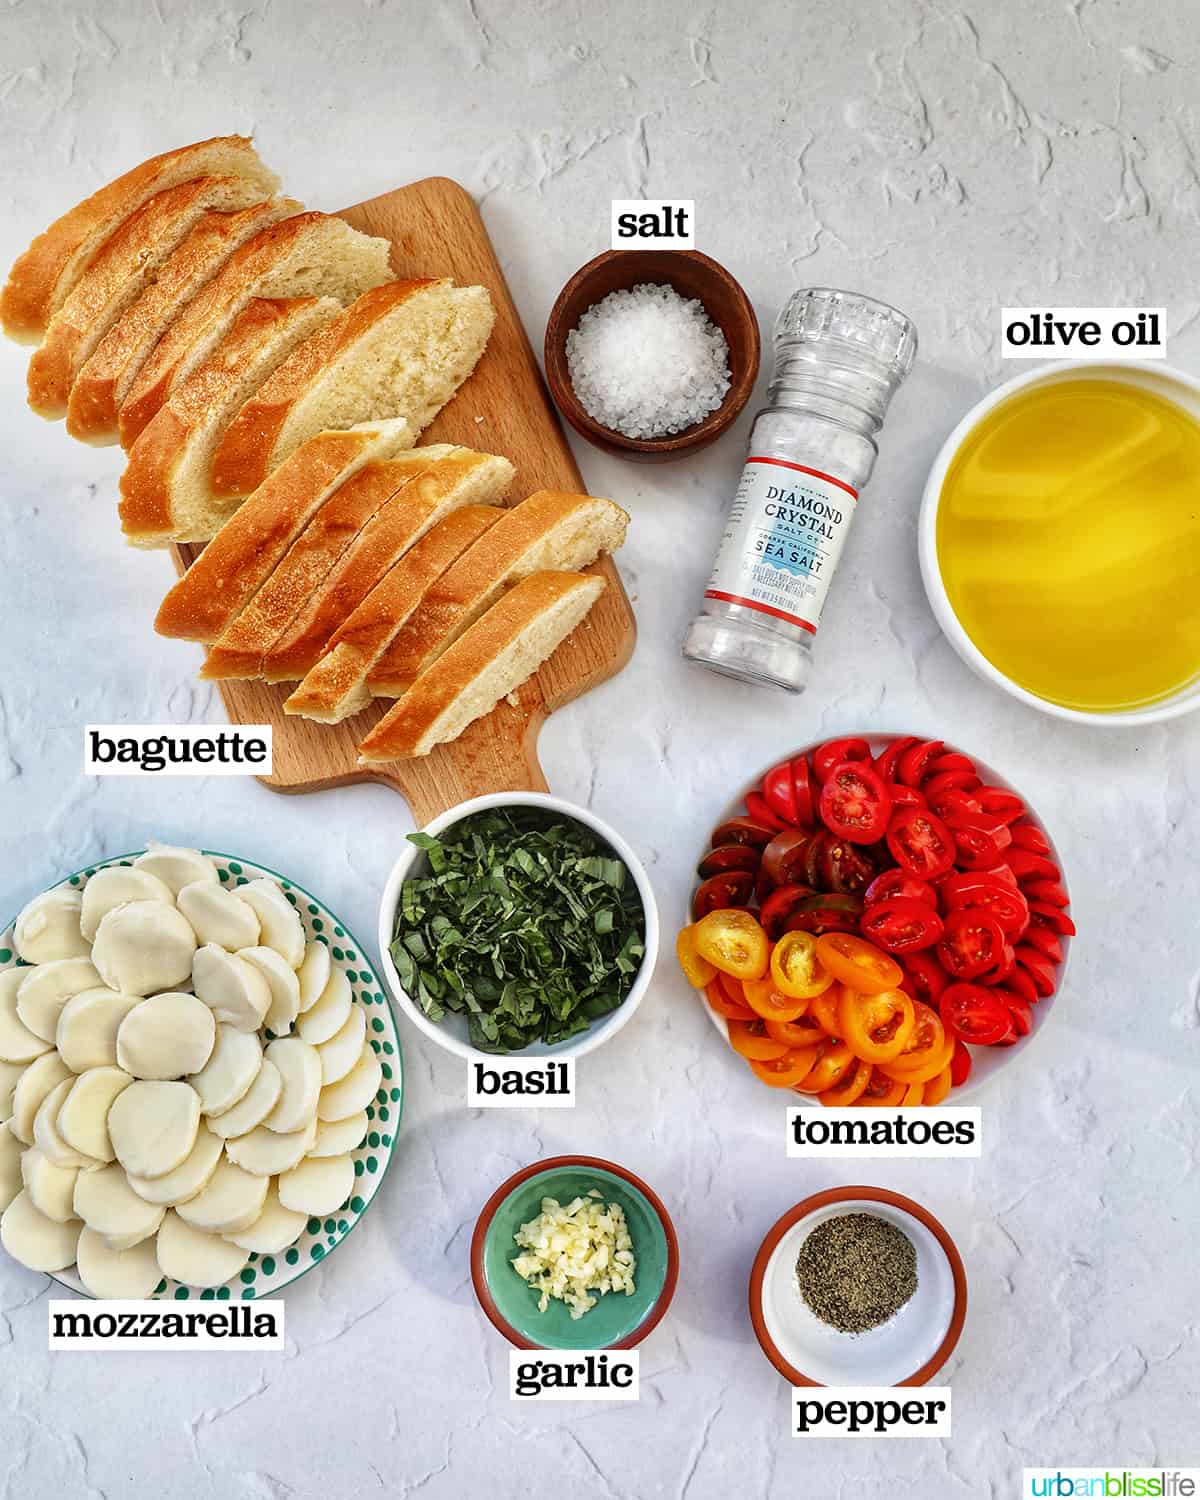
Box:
[749,1046,824,1088]
[924,770,982,802]
[886,806,956,879]
[949,815,1013,870]
[824,840,878,895]
[938,909,1006,981]
[939,872,1029,935]
[784,894,864,936]
[1010,823,1051,855]
[864,869,937,908]
[898,738,945,787]
[874,736,918,783]
[979,940,1016,986]
[704,978,755,1021]
[900,951,948,1006]
[949,1040,972,1087]
[923,751,977,779]
[1007,849,1061,883]
[755,865,775,906]
[996,989,1033,1036]
[819,760,892,844]
[1023,926,1063,965]
[761,828,811,887]
[791,756,816,826]
[980,862,1020,890]
[728,1018,792,1060]
[759,883,817,940]
[1006,965,1039,1006]
[1023,879,1070,908]
[803,829,830,888]
[711,816,776,848]
[929,787,984,823]
[693,871,753,918]
[977,787,1025,824]
[762,761,800,825]
[861,896,944,954]
[888,784,928,811]
[813,737,872,782]
[743,792,787,834]
[1014,946,1058,998]
[939,983,1014,1045]
[697,844,761,878]
[1029,901,1076,936]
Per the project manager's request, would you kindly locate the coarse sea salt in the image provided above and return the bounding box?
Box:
[565,282,731,440]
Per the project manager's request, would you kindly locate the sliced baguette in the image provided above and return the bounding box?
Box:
[154,418,414,641]
[260,452,514,686]
[118,213,392,447]
[210,279,495,500]
[367,491,629,697]
[118,297,343,548]
[26,176,273,420]
[199,446,459,679]
[67,196,300,445]
[358,571,607,761]
[1,135,280,346]
[284,505,508,721]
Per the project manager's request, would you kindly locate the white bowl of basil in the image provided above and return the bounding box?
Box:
[377,793,659,1061]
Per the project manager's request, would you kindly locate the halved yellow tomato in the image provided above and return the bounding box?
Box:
[743,973,810,1024]
[769,930,835,999]
[818,1056,873,1106]
[748,1045,823,1088]
[694,909,769,980]
[676,924,716,988]
[814,932,903,994]
[900,1081,925,1105]
[809,984,844,1037]
[727,1018,791,1061]
[923,1065,952,1106]
[793,1039,856,1095]
[853,1067,908,1106]
[882,1031,955,1086]
[837,986,916,1065]
[703,978,755,1022]
[765,1013,825,1048]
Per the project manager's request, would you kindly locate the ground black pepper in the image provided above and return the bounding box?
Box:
[795,1212,918,1333]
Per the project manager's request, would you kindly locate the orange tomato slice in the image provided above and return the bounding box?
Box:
[853,1067,908,1106]
[743,973,810,1024]
[818,1056,873,1106]
[809,985,844,1037]
[727,1019,791,1061]
[837,986,916,1065]
[900,1081,925,1105]
[923,1064,953,1106]
[694,908,769,980]
[765,1013,825,1048]
[676,924,717,988]
[815,932,903,994]
[749,1045,823,1088]
[703,978,755,1022]
[881,1032,955,1085]
[792,1039,856,1095]
[769,931,835,999]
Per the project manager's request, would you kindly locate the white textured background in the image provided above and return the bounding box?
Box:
[1,0,1198,1494]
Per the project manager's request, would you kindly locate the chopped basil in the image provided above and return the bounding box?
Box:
[390,808,646,1052]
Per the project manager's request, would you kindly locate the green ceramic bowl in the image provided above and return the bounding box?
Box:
[471,1156,679,1350]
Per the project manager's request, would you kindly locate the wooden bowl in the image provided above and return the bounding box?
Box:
[544,249,761,464]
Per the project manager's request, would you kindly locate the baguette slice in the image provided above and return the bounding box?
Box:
[118,297,343,548]
[154,419,414,641]
[68,196,300,445]
[367,491,629,697]
[118,213,392,446]
[199,446,459,679]
[210,279,495,499]
[358,571,607,761]
[1,134,280,345]
[261,452,514,686]
[27,176,273,420]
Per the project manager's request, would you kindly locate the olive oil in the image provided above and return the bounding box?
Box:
[936,377,1200,713]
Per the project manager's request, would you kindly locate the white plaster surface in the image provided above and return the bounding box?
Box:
[1,0,1198,1493]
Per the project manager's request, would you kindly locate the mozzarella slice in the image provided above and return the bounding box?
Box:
[277,1153,354,1217]
[21,1146,79,1223]
[76,1225,163,1299]
[237,947,299,1036]
[177,881,260,951]
[296,941,331,1013]
[156,1210,248,1289]
[80,865,174,941]
[0,1058,24,1120]
[56,1067,132,1162]
[14,888,89,964]
[9,1050,74,1145]
[0,1122,23,1212]
[310,1110,368,1158]
[107,1081,200,1179]
[56,988,140,1072]
[176,1157,268,1234]
[225,1117,315,1176]
[317,1003,366,1086]
[0,1190,81,1271]
[262,1038,320,1133]
[33,1078,99,1170]
[74,1163,165,1249]
[126,1123,223,1206]
[223,1181,307,1254]
[231,880,304,969]
[16,958,101,1042]
[297,969,352,1046]
[0,970,53,1064]
[192,945,270,1032]
[206,1060,280,1139]
[133,842,219,896]
[318,1045,382,1122]
[116,993,215,1079]
[92,901,197,997]
[187,1025,262,1115]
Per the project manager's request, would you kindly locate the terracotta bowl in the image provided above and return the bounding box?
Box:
[544,249,761,463]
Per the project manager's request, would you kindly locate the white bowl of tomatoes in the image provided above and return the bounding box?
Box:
[677,733,1074,1104]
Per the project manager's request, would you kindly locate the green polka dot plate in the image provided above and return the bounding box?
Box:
[0,847,402,1302]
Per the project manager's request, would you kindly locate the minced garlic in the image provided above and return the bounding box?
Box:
[511,1189,637,1320]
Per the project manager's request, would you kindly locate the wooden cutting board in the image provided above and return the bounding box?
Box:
[170,178,636,825]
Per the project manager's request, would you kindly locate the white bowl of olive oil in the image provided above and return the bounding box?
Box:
[919,360,1200,725]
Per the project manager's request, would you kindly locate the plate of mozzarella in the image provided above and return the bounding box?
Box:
[0,842,400,1301]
